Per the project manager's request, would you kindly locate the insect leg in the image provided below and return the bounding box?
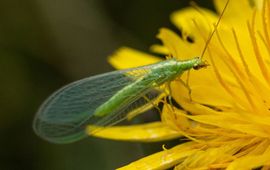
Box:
[186,70,192,101]
[142,95,161,114]
[175,76,192,101]
[166,82,176,111]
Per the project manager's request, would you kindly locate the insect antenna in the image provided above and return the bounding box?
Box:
[191,0,230,60]
[182,0,230,101]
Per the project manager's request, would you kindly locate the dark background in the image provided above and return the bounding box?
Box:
[0,0,212,169]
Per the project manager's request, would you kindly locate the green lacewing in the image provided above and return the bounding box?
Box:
[33,0,229,144]
[33,58,206,143]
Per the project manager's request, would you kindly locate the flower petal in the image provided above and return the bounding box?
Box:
[86,122,181,142]
[117,142,202,170]
[171,7,217,36]
[150,44,169,55]
[170,79,237,110]
[170,7,218,58]
[108,47,162,69]
[214,0,253,25]
[227,143,270,170]
[186,112,270,138]
[157,28,204,60]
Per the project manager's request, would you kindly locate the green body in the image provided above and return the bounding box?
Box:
[94,57,204,117]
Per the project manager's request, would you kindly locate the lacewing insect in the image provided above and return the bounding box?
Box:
[33,0,229,144]
[33,58,206,143]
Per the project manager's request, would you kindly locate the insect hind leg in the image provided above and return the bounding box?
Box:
[142,95,161,114]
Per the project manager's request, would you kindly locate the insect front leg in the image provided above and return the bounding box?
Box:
[175,75,192,101]
[186,70,192,101]
[165,82,175,111]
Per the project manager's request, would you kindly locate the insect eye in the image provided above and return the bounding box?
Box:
[193,62,209,70]
[193,65,201,70]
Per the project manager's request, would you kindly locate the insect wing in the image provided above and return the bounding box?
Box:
[86,88,163,135]
[33,64,164,143]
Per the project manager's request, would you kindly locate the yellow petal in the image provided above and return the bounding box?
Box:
[157,28,202,60]
[170,79,237,111]
[161,104,201,142]
[175,146,233,170]
[170,7,218,58]
[108,47,162,70]
[214,0,253,25]
[118,142,202,170]
[254,0,264,10]
[186,112,270,138]
[86,122,181,142]
[227,143,270,170]
[171,7,217,35]
[161,104,191,132]
[149,44,169,55]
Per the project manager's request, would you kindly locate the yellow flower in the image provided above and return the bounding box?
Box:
[87,0,270,169]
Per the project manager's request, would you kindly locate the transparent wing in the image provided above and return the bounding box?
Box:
[86,89,164,135]
[33,64,167,144]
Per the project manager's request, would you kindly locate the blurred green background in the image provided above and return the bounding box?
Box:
[0,0,212,169]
